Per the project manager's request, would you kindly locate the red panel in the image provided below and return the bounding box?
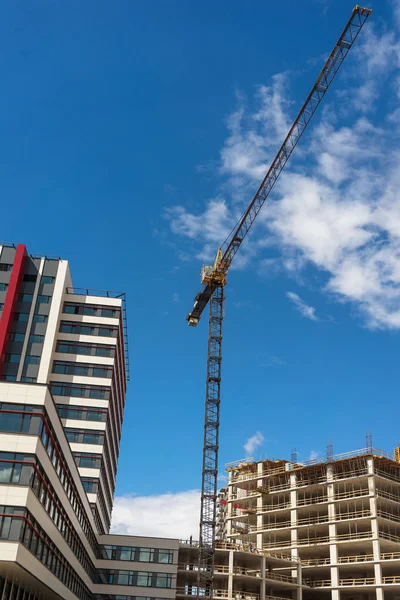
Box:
[0,244,27,377]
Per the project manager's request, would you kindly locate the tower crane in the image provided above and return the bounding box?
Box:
[186,6,372,599]
[186,5,372,598]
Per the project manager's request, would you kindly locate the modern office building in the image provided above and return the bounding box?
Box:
[0,242,179,600]
[0,242,128,534]
[225,447,400,600]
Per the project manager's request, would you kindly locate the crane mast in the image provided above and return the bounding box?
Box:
[188,6,372,599]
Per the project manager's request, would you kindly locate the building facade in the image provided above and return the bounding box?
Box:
[0,242,179,600]
[177,540,302,600]
[225,448,400,600]
[0,242,128,534]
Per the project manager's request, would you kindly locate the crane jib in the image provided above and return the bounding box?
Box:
[187,5,372,327]
[188,6,372,600]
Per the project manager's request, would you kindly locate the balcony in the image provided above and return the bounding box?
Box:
[176,589,259,599]
[334,488,370,501]
[376,488,400,503]
[377,508,400,523]
[332,468,369,481]
[375,468,400,485]
[297,494,328,507]
[302,554,375,567]
[340,577,375,586]
[383,576,400,584]
[249,508,371,533]
[338,553,374,564]
[381,551,400,560]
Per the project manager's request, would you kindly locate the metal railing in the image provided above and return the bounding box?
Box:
[376,488,400,502]
[231,487,370,511]
[376,509,400,523]
[375,468,400,484]
[383,576,400,583]
[176,589,259,599]
[227,448,396,481]
[338,553,373,563]
[340,577,375,586]
[381,551,400,560]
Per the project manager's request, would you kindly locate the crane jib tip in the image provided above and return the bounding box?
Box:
[353,5,372,15]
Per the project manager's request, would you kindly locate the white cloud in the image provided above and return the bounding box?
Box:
[166,4,400,330]
[111,490,200,539]
[171,292,180,304]
[309,450,319,462]
[286,292,319,322]
[244,431,264,455]
[260,355,286,367]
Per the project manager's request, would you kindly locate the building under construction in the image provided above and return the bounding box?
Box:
[224,446,400,600]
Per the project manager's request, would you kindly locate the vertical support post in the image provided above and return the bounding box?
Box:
[296,560,303,600]
[197,285,224,599]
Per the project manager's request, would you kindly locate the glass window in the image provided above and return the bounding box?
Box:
[9,333,24,342]
[0,283,8,291]
[50,385,63,396]
[87,410,106,422]
[119,547,132,561]
[0,264,12,272]
[0,412,23,432]
[89,388,106,399]
[6,354,20,364]
[0,375,17,381]
[93,367,110,378]
[64,305,78,314]
[0,462,13,482]
[98,327,112,337]
[101,308,118,318]
[139,549,152,562]
[41,276,55,284]
[15,313,29,322]
[56,343,69,353]
[21,377,37,383]
[83,433,103,445]
[116,572,130,585]
[23,274,37,282]
[158,550,173,564]
[96,346,114,357]
[29,334,44,344]
[25,355,41,365]
[37,295,51,304]
[102,546,113,559]
[19,293,33,302]
[155,574,171,588]
[74,365,89,376]
[33,314,47,323]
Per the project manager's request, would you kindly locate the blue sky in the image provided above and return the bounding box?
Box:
[2,0,400,537]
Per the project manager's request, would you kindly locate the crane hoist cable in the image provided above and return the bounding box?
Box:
[186,6,372,600]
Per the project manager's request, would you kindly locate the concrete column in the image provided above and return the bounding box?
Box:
[227,472,234,538]
[376,588,385,600]
[296,561,302,600]
[260,555,265,600]
[368,457,383,594]
[228,550,234,598]
[257,462,264,551]
[326,464,339,599]
[290,471,298,579]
